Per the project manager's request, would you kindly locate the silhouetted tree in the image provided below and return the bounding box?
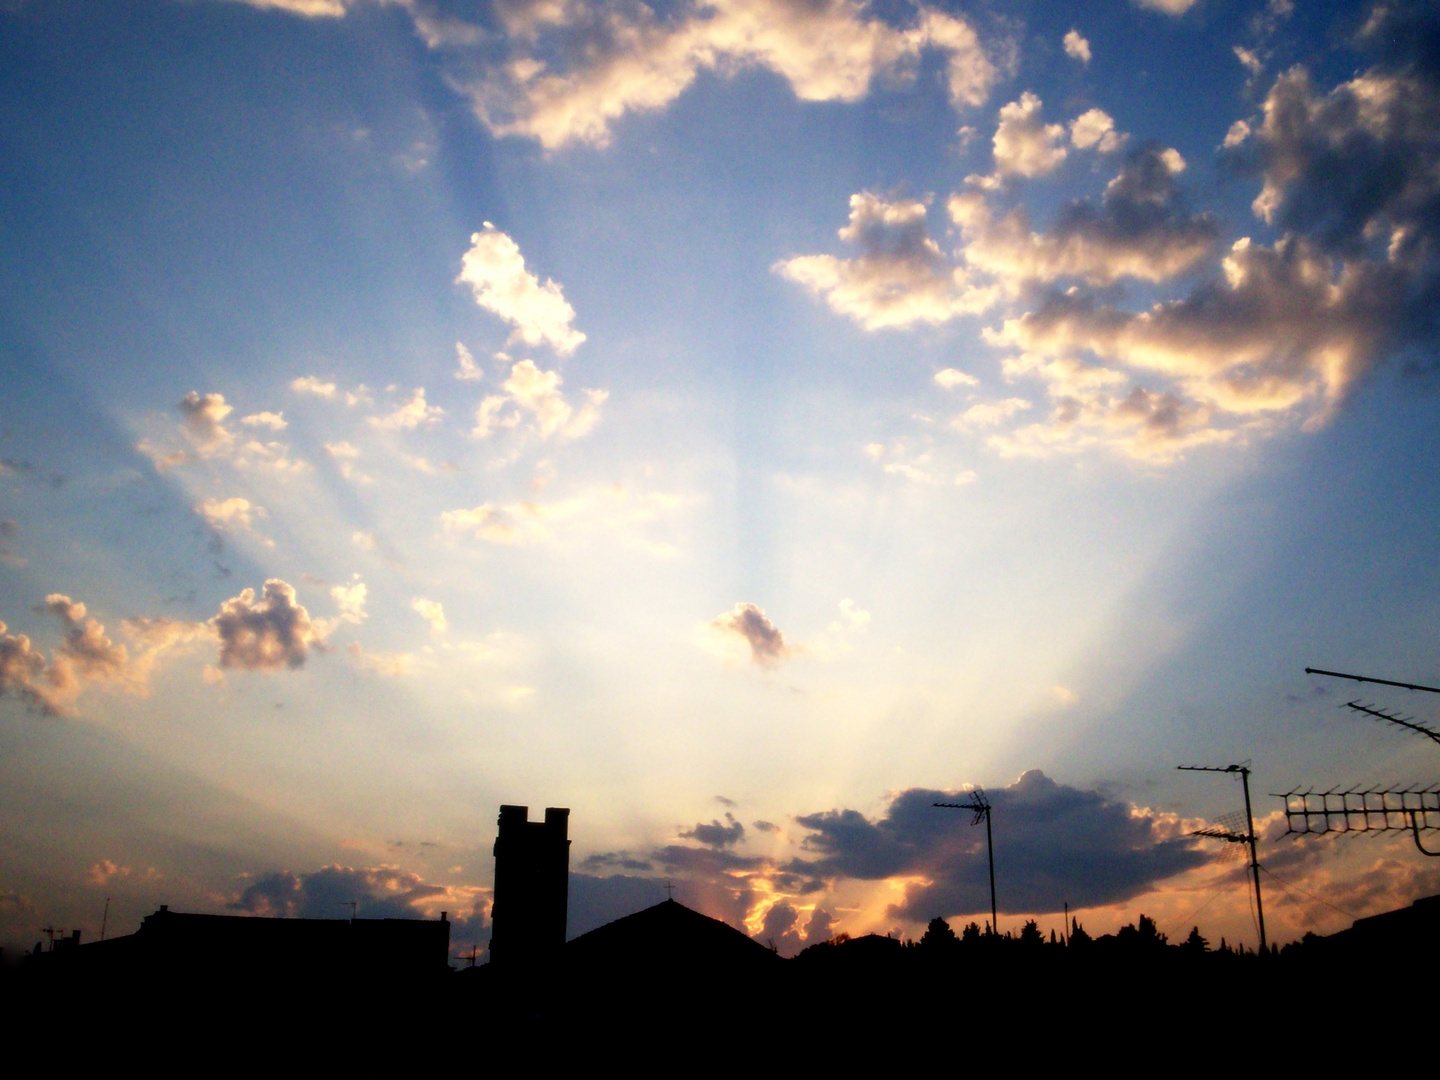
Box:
[1019,920,1043,947]
[961,922,982,944]
[920,917,958,950]
[1181,926,1210,954]
[1069,918,1092,948]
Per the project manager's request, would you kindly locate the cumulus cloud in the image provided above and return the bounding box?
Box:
[953,397,1032,428]
[473,359,608,440]
[775,192,998,329]
[710,602,791,666]
[987,92,1067,180]
[461,0,998,150]
[291,376,337,398]
[195,497,269,541]
[370,387,443,431]
[1063,29,1091,64]
[0,595,196,715]
[229,0,348,16]
[954,146,1216,290]
[239,411,287,431]
[1069,108,1125,153]
[210,579,326,671]
[137,392,306,474]
[790,770,1208,918]
[457,224,586,355]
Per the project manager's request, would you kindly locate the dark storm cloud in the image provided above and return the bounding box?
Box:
[790,770,1207,918]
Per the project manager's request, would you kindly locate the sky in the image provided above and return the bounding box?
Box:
[5,0,1440,960]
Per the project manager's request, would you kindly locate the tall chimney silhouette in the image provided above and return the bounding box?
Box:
[490,805,570,968]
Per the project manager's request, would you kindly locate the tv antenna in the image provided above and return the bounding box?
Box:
[1178,762,1266,952]
[935,787,997,936]
[1283,667,1440,857]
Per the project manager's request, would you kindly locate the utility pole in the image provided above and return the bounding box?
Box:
[935,788,997,936]
[1178,763,1267,952]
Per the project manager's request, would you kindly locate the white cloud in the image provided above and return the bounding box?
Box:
[369,388,443,431]
[291,376,337,398]
[775,192,999,329]
[934,368,979,389]
[1063,29,1091,65]
[1133,0,1197,14]
[457,225,586,355]
[441,484,690,554]
[953,398,1032,429]
[240,411,287,431]
[412,597,448,635]
[1069,108,1125,153]
[462,0,998,151]
[195,496,265,531]
[330,576,368,625]
[229,0,347,16]
[987,92,1067,180]
[454,342,483,381]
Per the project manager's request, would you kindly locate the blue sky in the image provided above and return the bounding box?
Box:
[5,0,1440,957]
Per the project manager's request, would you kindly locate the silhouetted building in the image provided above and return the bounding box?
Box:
[29,904,451,986]
[566,898,778,978]
[490,804,569,967]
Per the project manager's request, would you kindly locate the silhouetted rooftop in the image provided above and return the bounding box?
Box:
[565,899,777,975]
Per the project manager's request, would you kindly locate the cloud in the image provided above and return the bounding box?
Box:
[710,602,791,666]
[239,411,287,431]
[178,390,234,451]
[756,899,803,955]
[232,863,445,920]
[138,391,307,474]
[210,579,326,671]
[195,497,269,540]
[461,0,998,151]
[412,597,448,635]
[330,576,367,624]
[0,595,191,715]
[291,376,337,398]
[229,0,348,16]
[457,224,586,355]
[775,192,999,329]
[1134,0,1197,14]
[88,859,131,886]
[1063,29,1091,65]
[987,92,1067,180]
[935,368,979,389]
[1069,108,1125,153]
[441,484,688,553]
[681,813,746,848]
[473,359,608,441]
[454,342,483,381]
[369,387,443,431]
[953,397,1032,428]
[790,770,1209,918]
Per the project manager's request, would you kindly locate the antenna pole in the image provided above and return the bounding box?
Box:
[984,805,997,936]
[1305,667,1440,694]
[1239,766,1267,952]
[100,897,109,943]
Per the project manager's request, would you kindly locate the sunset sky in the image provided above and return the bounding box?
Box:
[5,0,1440,959]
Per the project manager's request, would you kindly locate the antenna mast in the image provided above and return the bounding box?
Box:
[1178,763,1267,952]
[935,788,997,936]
